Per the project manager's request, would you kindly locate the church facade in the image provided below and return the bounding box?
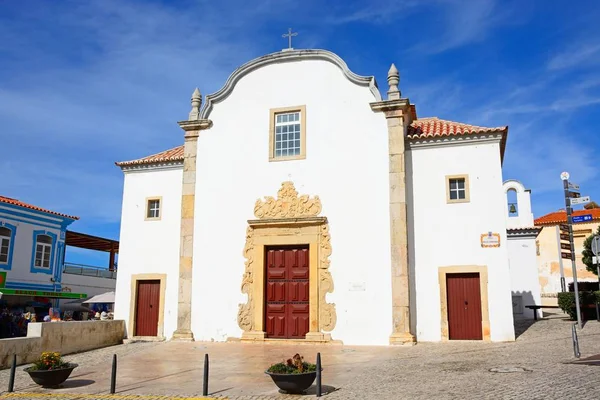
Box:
[114,48,522,345]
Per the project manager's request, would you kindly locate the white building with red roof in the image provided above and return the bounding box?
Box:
[114,48,532,345]
[534,204,600,304]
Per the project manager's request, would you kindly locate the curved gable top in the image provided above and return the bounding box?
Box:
[199,49,382,119]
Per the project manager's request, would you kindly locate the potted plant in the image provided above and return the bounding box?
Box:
[265,353,320,394]
[24,352,78,388]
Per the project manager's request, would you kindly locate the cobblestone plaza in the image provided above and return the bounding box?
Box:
[1,314,599,399]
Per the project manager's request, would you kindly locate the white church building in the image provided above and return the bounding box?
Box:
[113,47,541,345]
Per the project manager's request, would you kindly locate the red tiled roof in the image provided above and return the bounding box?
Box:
[0,196,79,220]
[534,208,600,226]
[407,117,507,139]
[115,146,184,167]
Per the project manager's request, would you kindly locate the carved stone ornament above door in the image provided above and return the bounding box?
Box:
[253,181,322,219]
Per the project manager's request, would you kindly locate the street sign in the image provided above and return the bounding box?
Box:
[568,182,580,191]
[592,236,600,257]
[560,224,570,233]
[568,191,581,198]
[572,214,593,224]
[562,252,573,259]
[560,233,571,241]
[571,196,591,205]
[561,243,572,251]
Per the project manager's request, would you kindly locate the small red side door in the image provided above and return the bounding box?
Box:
[135,280,160,336]
[447,273,483,340]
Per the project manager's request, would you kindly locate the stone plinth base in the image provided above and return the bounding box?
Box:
[172,329,195,341]
[390,332,416,346]
[124,336,166,344]
[241,331,266,341]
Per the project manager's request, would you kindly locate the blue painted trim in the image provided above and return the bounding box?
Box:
[0,203,63,226]
[30,230,57,275]
[0,221,17,271]
[0,213,64,231]
[0,202,76,225]
[5,281,56,290]
[54,241,64,283]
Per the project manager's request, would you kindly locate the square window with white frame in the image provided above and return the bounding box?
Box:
[34,234,53,269]
[274,111,302,158]
[146,198,161,220]
[447,176,469,202]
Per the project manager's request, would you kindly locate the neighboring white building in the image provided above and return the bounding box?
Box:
[115,48,522,345]
[0,196,117,315]
[503,180,542,320]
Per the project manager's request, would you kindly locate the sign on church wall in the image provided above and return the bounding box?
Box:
[348,282,366,292]
[480,232,501,248]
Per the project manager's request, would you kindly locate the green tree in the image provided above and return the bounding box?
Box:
[582,225,600,275]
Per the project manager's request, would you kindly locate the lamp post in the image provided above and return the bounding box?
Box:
[561,171,582,329]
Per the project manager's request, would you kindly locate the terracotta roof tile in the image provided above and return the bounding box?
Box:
[0,196,79,220]
[115,146,184,167]
[534,208,600,226]
[407,117,507,139]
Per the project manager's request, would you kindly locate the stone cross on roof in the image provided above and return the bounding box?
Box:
[282,28,298,50]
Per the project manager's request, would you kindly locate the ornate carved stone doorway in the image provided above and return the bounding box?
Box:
[237,181,337,342]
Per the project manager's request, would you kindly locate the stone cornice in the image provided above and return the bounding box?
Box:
[177,119,213,131]
[248,216,328,228]
[406,132,504,152]
[507,227,542,238]
[369,98,411,113]
[199,49,382,119]
[120,161,184,173]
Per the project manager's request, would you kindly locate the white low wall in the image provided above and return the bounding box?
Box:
[0,320,125,369]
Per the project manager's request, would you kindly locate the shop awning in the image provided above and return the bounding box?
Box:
[82,291,115,304]
[0,289,88,299]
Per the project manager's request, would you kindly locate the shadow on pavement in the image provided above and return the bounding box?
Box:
[513,319,537,339]
[302,384,338,395]
[58,379,96,389]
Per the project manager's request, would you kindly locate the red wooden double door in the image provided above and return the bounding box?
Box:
[264,246,310,339]
[446,273,483,340]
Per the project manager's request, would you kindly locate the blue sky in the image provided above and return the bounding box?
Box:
[1,0,600,266]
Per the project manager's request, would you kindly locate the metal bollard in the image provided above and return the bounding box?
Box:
[316,352,322,397]
[572,323,581,358]
[110,354,117,394]
[202,353,209,396]
[8,354,16,392]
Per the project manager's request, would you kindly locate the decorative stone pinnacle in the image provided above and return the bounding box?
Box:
[188,88,202,120]
[387,63,400,100]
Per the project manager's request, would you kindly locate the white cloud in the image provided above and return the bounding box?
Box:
[408,0,525,54]
[322,0,422,25]
[547,43,600,71]
[0,0,278,225]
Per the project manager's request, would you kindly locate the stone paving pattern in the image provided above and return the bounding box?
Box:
[1,313,600,399]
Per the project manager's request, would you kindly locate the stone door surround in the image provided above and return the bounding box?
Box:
[237,181,337,343]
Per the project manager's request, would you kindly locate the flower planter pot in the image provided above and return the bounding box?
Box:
[265,370,319,394]
[24,364,78,388]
